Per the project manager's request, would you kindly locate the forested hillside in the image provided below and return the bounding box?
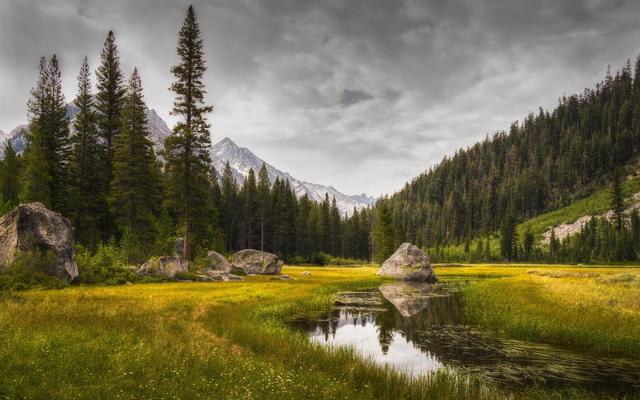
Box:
[387,57,640,254]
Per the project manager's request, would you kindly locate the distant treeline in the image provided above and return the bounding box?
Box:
[215,164,372,263]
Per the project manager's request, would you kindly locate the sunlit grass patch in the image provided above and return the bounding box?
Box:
[461,268,640,358]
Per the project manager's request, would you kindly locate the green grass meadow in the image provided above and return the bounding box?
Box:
[0,265,639,399]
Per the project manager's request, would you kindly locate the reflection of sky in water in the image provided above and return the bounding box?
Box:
[308,313,443,376]
[294,284,640,395]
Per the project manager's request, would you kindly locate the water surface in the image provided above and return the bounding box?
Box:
[290,282,640,396]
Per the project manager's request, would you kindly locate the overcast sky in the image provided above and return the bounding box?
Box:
[2,0,640,196]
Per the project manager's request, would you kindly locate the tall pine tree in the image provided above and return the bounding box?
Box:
[373,199,398,263]
[96,31,126,239]
[611,168,625,231]
[20,55,70,212]
[110,69,161,261]
[163,5,216,259]
[257,162,270,251]
[69,57,104,249]
[0,141,21,210]
[46,55,71,213]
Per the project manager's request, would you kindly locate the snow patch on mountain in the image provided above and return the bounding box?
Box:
[1,103,170,155]
[0,125,28,153]
[210,137,374,215]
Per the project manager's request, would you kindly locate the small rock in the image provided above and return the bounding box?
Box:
[138,256,188,278]
[204,270,245,282]
[270,274,294,281]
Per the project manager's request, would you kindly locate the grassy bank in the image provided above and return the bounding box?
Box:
[459,266,640,358]
[0,265,637,399]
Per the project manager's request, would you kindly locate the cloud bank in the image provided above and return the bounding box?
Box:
[1,0,640,195]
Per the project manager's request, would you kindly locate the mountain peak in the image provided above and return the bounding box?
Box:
[4,112,371,214]
[209,137,371,214]
[218,136,236,145]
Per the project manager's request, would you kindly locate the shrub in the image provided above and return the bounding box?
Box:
[289,256,309,265]
[75,243,137,284]
[0,250,67,290]
[316,252,368,266]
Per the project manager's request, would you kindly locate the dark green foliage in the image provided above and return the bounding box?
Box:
[499,209,518,261]
[45,55,72,213]
[74,243,136,284]
[69,57,105,250]
[523,230,534,260]
[109,69,162,262]
[610,169,624,231]
[163,5,217,259]
[240,168,259,249]
[0,4,377,286]
[220,162,239,250]
[212,165,373,263]
[19,127,51,207]
[373,199,398,264]
[20,55,70,212]
[387,57,640,261]
[0,141,22,211]
[95,31,126,240]
[549,229,560,262]
[559,216,638,262]
[0,251,67,290]
[257,163,270,251]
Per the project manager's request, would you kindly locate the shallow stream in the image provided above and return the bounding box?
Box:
[289,281,640,396]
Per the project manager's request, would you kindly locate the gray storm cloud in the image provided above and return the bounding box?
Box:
[1,0,640,196]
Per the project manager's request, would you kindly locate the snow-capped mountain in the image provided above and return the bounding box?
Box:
[0,102,171,155]
[2,109,374,215]
[210,137,374,215]
[0,124,28,153]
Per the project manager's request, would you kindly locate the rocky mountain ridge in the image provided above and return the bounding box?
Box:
[2,106,374,215]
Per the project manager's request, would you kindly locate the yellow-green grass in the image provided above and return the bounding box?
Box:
[459,265,640,358]
[0,266,504,400]
[0,265,637,399]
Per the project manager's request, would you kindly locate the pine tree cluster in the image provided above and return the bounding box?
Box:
[388,57,640,262]
[0,5,372,265]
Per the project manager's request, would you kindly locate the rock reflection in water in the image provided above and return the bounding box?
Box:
[291,282,640,395]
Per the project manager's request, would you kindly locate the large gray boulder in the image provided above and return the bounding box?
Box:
[377,243,436,282]
[138,256,188,278]
[202,250,245,281]
[231,249,283,275]
[0,202,78,281]
[206,250,231,272]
